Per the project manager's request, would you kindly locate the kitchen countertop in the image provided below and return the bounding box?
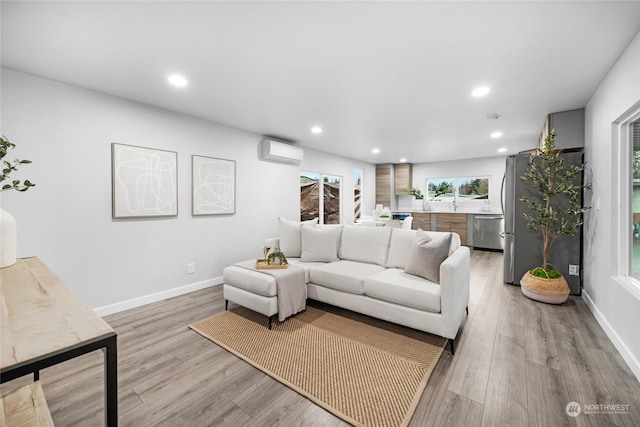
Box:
[416,210,503,215]
[394,209,503,215]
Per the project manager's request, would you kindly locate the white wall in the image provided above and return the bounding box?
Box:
[0,69,372,313]
[412,156,506,211]
[583,30,640,380]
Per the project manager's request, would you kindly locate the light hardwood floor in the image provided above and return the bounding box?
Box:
[2,250,639,426]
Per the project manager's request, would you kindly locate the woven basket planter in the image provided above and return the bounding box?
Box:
[520,270,570,304]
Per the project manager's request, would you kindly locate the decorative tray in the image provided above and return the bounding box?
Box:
[256,259,288,270]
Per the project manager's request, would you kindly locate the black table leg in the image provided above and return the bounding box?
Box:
[103,335,118,427]
[1,332,119,426]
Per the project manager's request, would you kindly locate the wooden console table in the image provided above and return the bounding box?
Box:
[0,257,118,426]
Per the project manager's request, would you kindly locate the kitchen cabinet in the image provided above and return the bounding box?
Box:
[376,166,391,207]
[434,213,467,245]
[409,211,503,247]
[394,163,412,195]
[412,212,431,231]
[539,108,584,150]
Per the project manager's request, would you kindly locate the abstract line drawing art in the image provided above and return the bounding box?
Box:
[192,155,235,215]
[111,143,178,218]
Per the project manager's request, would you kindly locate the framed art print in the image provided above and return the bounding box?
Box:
[192,155,236,215]
[111,143,178,218]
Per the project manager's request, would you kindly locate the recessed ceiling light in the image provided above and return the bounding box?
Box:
[491,131,503,138]
[399,158,407,163]
[498,147,507,153]
[311,126,323,134]
[472,86,490,97]
[372,148,380,154]
[168,74,188,87]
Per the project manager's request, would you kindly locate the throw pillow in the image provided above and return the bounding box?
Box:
[278,217,318,257]
[385,228,416,269]
[339,225,391,266]
[404,229,452,283]
[300,225,340,262]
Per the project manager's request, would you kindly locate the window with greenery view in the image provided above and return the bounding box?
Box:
[632,120,640,278]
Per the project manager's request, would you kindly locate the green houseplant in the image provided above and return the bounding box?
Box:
[1,136,35,192]
[406,187,426,210]
[406,187,423,199]
[1,135,36,268]
[268,248,288,265]
[519,131,583,304]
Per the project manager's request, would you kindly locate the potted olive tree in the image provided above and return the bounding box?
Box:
[1,135,35,268]
[519,131,583,304]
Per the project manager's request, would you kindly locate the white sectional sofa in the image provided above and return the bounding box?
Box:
[223,221,470,354]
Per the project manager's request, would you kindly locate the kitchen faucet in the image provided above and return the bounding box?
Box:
[452,189,460,211]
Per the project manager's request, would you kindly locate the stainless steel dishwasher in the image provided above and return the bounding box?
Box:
[473,215,504,251]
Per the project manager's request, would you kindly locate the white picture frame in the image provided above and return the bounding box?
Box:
[192,155,236,215]
[111,143,178,218]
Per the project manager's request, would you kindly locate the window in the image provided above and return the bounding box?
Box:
[300,171,320,221]
[300,171,342,224]
[354,169,362,221]
[612,101,640,300]
[323,175,341,224]
[631,120,640,278]
[426,177,490,200]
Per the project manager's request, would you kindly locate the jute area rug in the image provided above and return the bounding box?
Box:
[189,301,446,427]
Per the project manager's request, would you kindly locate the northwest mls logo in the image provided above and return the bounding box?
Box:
[566,401,581,417]
[566,401,631,417]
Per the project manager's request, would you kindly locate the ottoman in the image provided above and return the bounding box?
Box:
[223,265,279,328]
[223,261,307,329]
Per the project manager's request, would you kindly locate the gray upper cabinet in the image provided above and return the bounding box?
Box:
[540,108,585,150]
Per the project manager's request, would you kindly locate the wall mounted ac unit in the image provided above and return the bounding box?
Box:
[260,139,304,165]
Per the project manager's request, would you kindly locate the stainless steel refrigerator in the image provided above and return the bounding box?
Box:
[501,151,583,295]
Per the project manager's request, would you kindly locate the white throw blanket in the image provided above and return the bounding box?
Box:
[233,260,306,322]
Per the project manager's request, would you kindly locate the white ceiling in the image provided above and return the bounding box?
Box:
[2,1,640,164]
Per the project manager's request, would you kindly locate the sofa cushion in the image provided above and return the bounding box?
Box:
[301,225,341,262]
[223,265,277,297]
[386,229,416,269]
[339,225,392,266]
[404,230,452,283]
[286,258,325,283]
[386,228,461,269]
[364,268,441,313]
[309,260,386,295]
[278,217,318,257]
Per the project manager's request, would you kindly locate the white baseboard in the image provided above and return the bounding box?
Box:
[93,276,223,317]
[582,290,640,382]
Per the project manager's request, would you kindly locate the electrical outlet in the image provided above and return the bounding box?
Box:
[569,264,579,276]
[187,262,195,274]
